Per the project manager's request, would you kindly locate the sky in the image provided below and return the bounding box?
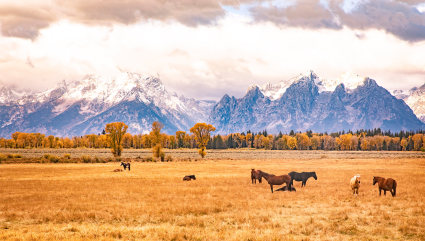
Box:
[0,0,425,100]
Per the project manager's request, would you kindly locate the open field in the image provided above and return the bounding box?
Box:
[1,148,425,160]
[1,150,425,240]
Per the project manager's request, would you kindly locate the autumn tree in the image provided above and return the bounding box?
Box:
[105,122,128,157]
[287,136,297,150]
[296,133,311,150]
[150,121,164,160]
[311,135,320,150]
[175,131,186,148]
[412,134,423,151]
[190,123,216,158]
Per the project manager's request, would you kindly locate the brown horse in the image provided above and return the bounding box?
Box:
[251,169,262,184]
[258,170,292,193]
[373,176,397,197]
[183,175,196,181]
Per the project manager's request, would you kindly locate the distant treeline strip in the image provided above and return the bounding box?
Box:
[1,128,425,151]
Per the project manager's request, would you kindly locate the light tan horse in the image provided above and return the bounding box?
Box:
[350,174,361,195]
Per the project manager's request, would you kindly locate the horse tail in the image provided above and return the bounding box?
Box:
[393,180,397,196]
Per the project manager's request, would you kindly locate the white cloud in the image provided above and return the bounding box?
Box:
[0,15,424,100]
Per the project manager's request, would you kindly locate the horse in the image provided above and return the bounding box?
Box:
[275,186,297,192]
[113,169,123,172]
[258,170,292,193]
[373,176,397,197]
[183,175,196,181]
[288,171,317,187]
[120,162,131,171]
[251,169,262,184]
[350,174,361,195]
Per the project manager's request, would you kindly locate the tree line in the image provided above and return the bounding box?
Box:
[1,126,425,152]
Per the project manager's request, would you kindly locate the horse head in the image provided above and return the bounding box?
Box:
[356,174,361,184]
[312,172,317,180]
[373,176,379,185]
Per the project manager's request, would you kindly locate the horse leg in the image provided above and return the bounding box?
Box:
[384,190,386,196]
[379,188,381,196]
[270,184,273,193]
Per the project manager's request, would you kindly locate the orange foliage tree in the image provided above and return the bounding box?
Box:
[190,123,216,158]
[105,122,128,157]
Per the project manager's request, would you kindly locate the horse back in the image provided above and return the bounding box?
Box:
[383,178,396,190]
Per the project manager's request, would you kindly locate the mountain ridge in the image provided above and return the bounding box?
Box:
[0,71,424,137]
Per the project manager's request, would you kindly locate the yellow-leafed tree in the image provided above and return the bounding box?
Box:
[150,121,164,160]
[190,123,216,158]
[105,122,128,157]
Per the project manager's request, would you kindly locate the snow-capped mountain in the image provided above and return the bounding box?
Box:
[210,71,424,133]
[260,71,367,100]
[0,71,423,137]
[0,72,214,137]
[394,84,425,123]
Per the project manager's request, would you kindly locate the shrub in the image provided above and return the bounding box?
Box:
[7,154,14,158]
[48,155,60,163]
[81,155,92,163]
[94,156,107,163]
[0,154,6,162]
[143,157,154,162]
[63,154,71,159]
[13,154,22,158]
[165,155,173,162]
[160,152,165,162]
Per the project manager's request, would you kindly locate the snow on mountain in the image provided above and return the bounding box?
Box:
[1,70,424,137]
[0,72,214,137]
[260,71,367,100]
[210,72,425,133]
[398,84,425,123]
[0,86,26,104]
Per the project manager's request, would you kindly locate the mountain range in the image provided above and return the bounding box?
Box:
[0,71,424,137]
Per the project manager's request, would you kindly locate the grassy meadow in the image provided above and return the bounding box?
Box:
[0,149,424,240]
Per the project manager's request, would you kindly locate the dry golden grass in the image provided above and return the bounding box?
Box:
[0,150,424,240]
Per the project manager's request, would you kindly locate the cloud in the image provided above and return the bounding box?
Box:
[0,18,424,100]
[249,0,425,42]
[1,0,424,42]
[0,0,252,39]
[0,2,57,39]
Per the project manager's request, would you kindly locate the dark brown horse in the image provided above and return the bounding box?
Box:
[183,175,196,181]
[373,176,397,197]
[258,170,292,193]
[251,169,262,184]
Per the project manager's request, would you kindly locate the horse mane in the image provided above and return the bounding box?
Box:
[258,170,273,177]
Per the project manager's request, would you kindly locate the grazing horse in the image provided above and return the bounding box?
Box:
[288,171,317,187]
[251,169,262,184]
[350,174,361,195]
[120,162,131,171]
[183,175,196,181]
[373,176,397,197]
[258,170,292,193]
[113,169,123,172]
